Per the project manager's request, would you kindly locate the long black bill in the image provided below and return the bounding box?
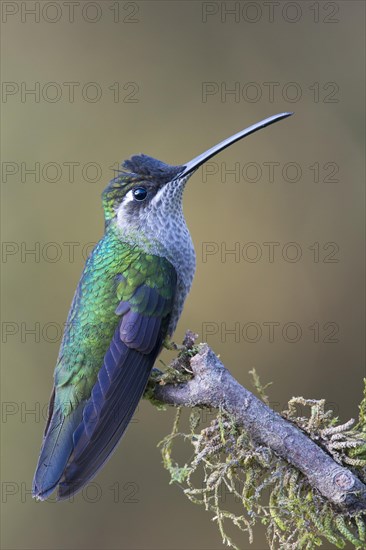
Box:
[181,112,293,177]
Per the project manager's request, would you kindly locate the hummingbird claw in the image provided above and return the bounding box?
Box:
[163,338,184,351]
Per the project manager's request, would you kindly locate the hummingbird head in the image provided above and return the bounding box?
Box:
[102,112,293,248]
[102,155,185,229]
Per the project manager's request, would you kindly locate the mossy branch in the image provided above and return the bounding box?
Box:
[145,331,366,549]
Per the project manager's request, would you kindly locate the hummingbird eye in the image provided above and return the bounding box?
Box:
[132,187,148,201]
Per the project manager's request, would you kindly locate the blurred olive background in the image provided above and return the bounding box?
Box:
[1,1,365,549]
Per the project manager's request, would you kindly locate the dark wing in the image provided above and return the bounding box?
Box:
[58,283,174,500]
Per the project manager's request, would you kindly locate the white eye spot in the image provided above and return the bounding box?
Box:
[123,190,135,204]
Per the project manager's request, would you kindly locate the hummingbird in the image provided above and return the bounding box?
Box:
[32,112,292,501]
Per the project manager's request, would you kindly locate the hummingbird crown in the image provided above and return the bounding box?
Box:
[122,154,183,182]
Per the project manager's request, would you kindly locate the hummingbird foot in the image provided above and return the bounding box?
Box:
[162,337,184,352]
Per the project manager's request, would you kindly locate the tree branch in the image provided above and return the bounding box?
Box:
[151,339,366,515]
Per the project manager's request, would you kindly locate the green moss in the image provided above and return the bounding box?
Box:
[357,379,366,432]
[154,374,366,549]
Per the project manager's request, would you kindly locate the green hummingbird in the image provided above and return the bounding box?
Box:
[32,112,292,500]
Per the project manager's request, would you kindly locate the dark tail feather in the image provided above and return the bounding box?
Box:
[32,403,84,501]
[57,331,159,500]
